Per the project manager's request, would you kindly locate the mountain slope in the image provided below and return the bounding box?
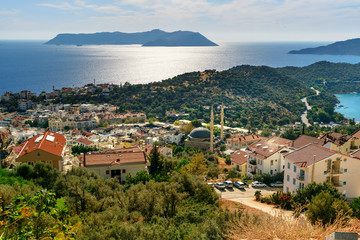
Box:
[45,29,218,47]
[278,61,360,93]
[289,38,360,56]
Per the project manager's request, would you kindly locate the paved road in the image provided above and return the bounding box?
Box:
[301,97,311,126]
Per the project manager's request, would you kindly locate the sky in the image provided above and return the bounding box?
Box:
[1,0,360,42]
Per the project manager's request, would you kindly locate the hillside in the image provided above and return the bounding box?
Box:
[45,29,218,47]
[278,61,360,93]
[288,38,360,56]
[54,65,315,127]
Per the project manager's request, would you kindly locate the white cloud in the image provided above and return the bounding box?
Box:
[39,2,79,10]
[0,9,19,16]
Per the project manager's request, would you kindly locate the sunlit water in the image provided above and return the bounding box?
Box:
[1,41,360,95]
[335,94,360,121]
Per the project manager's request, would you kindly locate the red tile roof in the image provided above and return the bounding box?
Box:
[18,131,66,157]
[76,138,94,146]
[351,149,360,159]
[247,136,292,159]
[226,134,264,144]
[230,150,248,165]
[292,135,325,149]
[285,144,335,167]
[352,129,360,139]
[80,148,147,166]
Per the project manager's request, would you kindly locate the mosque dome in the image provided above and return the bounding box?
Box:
[189,127,211,140]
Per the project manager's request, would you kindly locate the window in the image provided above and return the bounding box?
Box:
[324,171,327,175]
[271,160,274,166]
[106,170,109,175]
[287,162,290,169]
[344,168,347,173]
[293,166,297,173]
[293,178,296,185]
[287,175,289,182]
[343,181,347,186]
[270,170,273,175]
[122,169,126,174]
[286,187,289,193]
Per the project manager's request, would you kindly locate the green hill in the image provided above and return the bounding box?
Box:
[55,65,315,128]
[278,61,360,93]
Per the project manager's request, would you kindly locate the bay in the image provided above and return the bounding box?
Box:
[1,41,360,95]
[335,94,360,121]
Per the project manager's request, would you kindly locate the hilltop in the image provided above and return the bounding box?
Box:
[45,29,218,47]
[288,38,360,56]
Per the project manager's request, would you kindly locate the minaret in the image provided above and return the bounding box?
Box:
[210,106,214,152]
[220,104,224,140]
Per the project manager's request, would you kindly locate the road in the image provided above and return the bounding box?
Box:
[300,88,320,127]
[215,186,296,220]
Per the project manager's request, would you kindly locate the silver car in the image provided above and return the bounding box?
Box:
[214,182,226,190]
[251,181,266,188]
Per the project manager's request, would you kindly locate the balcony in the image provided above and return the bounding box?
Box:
[297,174,305,181]
[249,160,256,166]
[330,168,343,174]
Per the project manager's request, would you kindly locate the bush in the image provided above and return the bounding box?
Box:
[225,157,231,165]
[307,191,351,226]
[349,197,360,219]
[293,182,342,206]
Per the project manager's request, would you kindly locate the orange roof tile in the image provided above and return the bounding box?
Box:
[230,150,248,165]
[80,149,147,166]
[18,131,66,157]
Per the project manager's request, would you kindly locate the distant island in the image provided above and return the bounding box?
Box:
[45,29,218,47]
[288,38,360,56]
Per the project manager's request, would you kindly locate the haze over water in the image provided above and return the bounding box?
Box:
[2,41,360,95]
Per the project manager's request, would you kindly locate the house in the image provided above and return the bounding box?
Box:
[230,150,248,175]
[283,144,360,199]
[247,136,293,177]
[226,134,263,151]
[320,132,360,155]
[16,131,67,171]
[79,148,149,183]
[75,138,95,147]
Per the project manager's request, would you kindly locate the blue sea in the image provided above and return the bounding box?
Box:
[1,40,360,120]
[335,94,360,121]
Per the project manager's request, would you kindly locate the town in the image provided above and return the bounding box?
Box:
[1,85,360,239]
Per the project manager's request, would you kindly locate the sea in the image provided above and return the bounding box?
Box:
[1,40,360,119]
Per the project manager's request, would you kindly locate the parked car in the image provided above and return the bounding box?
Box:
[233,181,246,189]
[207,182,214,188]
[224,180,233,188]
[251,181,266,188]
[214,182,226,190]
[269,181,283,188]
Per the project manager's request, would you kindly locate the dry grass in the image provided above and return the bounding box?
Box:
[223,200,360,240]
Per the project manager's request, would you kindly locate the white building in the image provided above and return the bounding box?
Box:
[247,136,293,177]
[283,144,360,200]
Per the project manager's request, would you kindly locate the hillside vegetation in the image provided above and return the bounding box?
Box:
[55,65,314,128]
[278,61,360,94]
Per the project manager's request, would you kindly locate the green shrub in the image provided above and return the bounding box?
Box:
[307,191,351,226]
[349,197,360,219]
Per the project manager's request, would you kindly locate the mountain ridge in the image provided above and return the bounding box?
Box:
[288,38,360,56]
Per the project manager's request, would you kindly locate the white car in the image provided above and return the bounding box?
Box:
[251,181,266,188]
[269,181,283,188]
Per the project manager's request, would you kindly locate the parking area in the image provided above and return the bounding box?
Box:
[214,186,279,200]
